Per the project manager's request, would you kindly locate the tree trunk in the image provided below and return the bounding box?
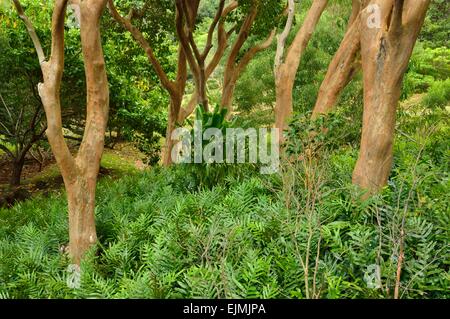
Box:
[221,29,275,117]
[274,68,295,131]
[10,156,26,187]
[15,0,109,264]
[66,176,97,264]
[352,0,430,195]
[220,4,257,115]
[311,8,361,118]
[163,95,182,166]
[274,0,328,133]
[66,1,109,263]
[221,73,237,116]
[9,140,37,187]
[177,93,198,123]
[198,63,209,112]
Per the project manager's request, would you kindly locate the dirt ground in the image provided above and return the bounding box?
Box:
[0,142,147,208]
[0,155,55,185]
[0,154,53,207]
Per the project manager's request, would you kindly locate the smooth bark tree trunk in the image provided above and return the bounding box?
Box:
[162,47,187,167]
[352,0,430,195]
[274,70,295,131]
[220,4,257,116]
[197,63,209,112]
[274,0,328,133]
[66,175,97,264]
[311,0,363,118]
[221,29,275,117]
[64,1,109,264]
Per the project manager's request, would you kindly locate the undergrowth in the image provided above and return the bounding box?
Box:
[0,104,448,299]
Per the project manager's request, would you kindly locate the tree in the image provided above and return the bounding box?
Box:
[0,91,45,187]
[13,0,110,264]
[109,0,281,165]
[352,0,431,194]
[101,1,173,162]
[177,0,240,122]
[274,0,328,134]
[219,0,281,116]
[175,0,221,113]
[311,0,362,118]
[308,0,430,194]
[108,0,191,166]
[108,0,238,165]
[0,1,48,187]
[0,20,46,186]
[177,0,283,120]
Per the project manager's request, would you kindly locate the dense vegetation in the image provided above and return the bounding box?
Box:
[1,99,448,298]
[0,0,448,299]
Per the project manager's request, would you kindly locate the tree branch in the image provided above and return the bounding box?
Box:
[202,0,225,59]
[226,4,259,69]
[107,0,175,94]
[0,143,14,159]
[177,1,239,121]
[12,0,46,64]
[175,0,200,81]
[275,0,295,75]
[284,0,328,75]
[238,29,276,73]
[404,0,431,27]
[348,0,362,27]
[391,0,405,32]
[35,0,76,184]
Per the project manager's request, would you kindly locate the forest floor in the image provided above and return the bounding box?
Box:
[0,142,146,207]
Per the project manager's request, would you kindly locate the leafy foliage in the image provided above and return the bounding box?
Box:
[403,45,450,99]
[177,105,257,190]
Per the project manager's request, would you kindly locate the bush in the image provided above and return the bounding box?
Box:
[402,45,450,99]
[177,105,259,190]
[422,79,450,108]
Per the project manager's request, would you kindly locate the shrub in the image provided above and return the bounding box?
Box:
[422,79,450,108]
[402,45,450,99]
